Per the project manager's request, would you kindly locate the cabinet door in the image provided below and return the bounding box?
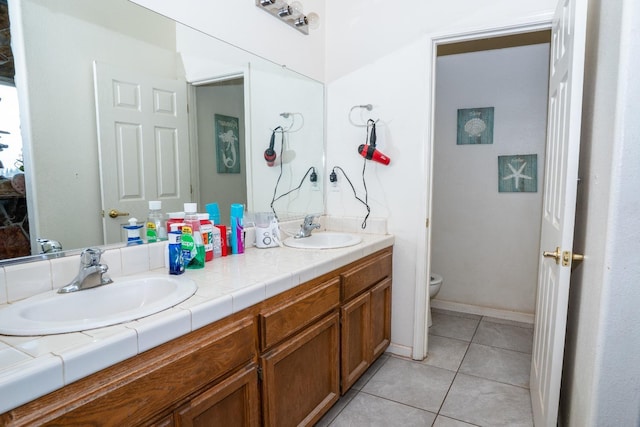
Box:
[175,363,260,427]
[340,291,371,392]
[370,278,392,360]
[261,313,340,427]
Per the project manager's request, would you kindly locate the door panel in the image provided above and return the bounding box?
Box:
[530,0,587,425]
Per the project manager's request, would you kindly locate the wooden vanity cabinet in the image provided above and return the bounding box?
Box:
[258,277,341,427]
[0,309,259,427]
[0,246,393,427]
[340,250,392,393]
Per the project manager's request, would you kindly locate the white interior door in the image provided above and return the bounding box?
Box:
[94,62,191,244]
[530,0,587,425]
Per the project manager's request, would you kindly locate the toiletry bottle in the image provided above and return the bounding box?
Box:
[123,218,143,245]
[205,203,221,226]
[230,203,244,254]
[168,231,184,275]
[217,224,228,256]
[211,220,222,258]
[182,203,205,269]
[198,213,213,262]
[146,200,167,243]
[166,212,184,236]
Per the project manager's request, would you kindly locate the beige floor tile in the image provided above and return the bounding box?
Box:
[329,392,436,427]
[362,356,455,413]
[440,373,533,426]
[459,343,531,388]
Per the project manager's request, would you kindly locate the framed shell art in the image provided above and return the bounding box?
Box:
[457,107,494,145]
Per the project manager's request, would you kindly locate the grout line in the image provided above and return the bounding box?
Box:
[434,316,481,417]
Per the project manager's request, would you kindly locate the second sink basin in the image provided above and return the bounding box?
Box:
[283,232,362,249]
[0,274,197,336]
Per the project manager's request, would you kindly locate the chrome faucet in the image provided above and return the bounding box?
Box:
[295,214,321,239]
[37,238,64,259]
[58,248,113,293]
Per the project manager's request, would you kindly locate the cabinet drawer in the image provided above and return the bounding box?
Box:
[260,278,340,350]
[341,251,392,301]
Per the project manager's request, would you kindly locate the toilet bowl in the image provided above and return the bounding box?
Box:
[428,273,443,327]
[430,273,443,298]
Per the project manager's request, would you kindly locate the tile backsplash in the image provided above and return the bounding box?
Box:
[0,215,387,304]
[0,243,166,304]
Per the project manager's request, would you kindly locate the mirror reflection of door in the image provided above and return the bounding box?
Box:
[94,61,191,244]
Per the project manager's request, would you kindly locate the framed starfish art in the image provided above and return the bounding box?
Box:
[498,154,538,193]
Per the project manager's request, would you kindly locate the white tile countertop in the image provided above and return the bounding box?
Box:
[0,229,393,414]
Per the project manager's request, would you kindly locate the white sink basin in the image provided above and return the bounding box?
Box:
[283,232,362,249]
[0,275,197,336]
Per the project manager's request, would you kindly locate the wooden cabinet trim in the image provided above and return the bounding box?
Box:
[174,363,260,427]
[370,277,392,360]
[259,277,340,351]
[340,291,371,392]
[341,251,392,302]
[261,312,340,427]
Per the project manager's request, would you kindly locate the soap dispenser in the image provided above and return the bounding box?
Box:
[123,218,143,245]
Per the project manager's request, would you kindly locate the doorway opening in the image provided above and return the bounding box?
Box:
[191,76,247,227]
[428,30,552,324]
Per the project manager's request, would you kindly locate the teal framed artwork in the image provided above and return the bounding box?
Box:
[498,154,538,193]
[457,107,494,145]
[214,114,240,174]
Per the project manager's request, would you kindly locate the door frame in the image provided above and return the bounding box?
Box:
[412,17,554,360]
[186,69,250,211]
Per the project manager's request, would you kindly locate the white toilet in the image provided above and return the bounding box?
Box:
[428,273,443,327]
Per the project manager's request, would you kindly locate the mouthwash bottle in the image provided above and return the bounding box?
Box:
[146,201,167,243]
[182,203,205,269]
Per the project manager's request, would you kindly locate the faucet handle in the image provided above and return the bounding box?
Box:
[37,238,63,254]
[80,248,105,266]
[303,214,318,225]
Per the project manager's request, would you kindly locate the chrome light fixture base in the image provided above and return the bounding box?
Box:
[255,0,310,35]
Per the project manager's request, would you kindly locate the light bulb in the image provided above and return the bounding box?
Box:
[290,1,303,13]
[306,12,320,30]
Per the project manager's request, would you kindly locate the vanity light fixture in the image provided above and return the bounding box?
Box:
[255,0,319,35]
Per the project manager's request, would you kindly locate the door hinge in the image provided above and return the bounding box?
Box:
[426,218,430,228]
[257,366,263,382]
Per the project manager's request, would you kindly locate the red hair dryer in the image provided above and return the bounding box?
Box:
[358,121,390,165]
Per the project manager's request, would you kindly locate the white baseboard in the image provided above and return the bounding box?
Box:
[386,342,412,358]
[431,299,534,324]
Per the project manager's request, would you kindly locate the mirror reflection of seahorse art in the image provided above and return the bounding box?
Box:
[218,129,238,168]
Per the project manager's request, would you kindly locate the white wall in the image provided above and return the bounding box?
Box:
[326,39,431,354]
[325,0,557,82]
[431,44,549,315]
[130,0,326,82]
[560,0,640,425]
[325,1,556,354]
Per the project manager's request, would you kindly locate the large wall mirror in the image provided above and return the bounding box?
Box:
[1,0,324,263]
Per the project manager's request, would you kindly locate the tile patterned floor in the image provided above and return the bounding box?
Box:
[317,309,534,427]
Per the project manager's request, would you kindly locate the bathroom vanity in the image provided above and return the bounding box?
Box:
[0,233,393,426]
